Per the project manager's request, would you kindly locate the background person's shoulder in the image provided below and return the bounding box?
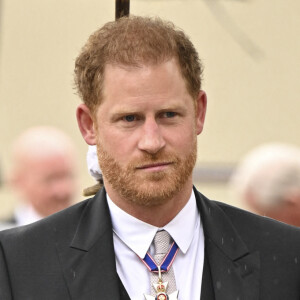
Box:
[215,200,300,249]
[0,197,91,246]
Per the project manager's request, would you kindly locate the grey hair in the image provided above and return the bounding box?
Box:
[230,143,300,210]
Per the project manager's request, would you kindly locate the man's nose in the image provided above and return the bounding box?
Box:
[138,118,166,154]
[51,176,74,200]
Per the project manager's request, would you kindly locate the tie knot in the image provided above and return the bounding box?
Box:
[154,230,171,255]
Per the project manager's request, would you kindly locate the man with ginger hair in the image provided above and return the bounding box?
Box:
[2,126,78,226]
[0,16,300,300]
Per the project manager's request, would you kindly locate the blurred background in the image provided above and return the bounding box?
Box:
[1,0,300,219]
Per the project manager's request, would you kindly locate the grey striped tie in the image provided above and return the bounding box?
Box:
[150,230,177,296]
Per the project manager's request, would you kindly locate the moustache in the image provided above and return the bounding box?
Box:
[128,152,180,170]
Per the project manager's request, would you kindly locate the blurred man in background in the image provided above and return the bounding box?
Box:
[1,126,78,227]
[230,143,300,227]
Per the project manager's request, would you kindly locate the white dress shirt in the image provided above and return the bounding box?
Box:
[107,190,205,300]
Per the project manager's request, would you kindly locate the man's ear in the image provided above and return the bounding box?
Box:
[76,104,97,145]
[195,90,207,135]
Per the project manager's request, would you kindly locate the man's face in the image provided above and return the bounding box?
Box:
[90,59,206,206]
[17,153,77,216]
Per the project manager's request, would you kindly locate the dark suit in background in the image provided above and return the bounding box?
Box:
[1,188,299,299]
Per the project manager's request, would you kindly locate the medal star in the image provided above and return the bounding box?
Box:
[144,291,179,300]
[144,281,179,300]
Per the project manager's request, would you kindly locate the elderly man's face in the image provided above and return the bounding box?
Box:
[16,152,77,216]
[78,58,206,206]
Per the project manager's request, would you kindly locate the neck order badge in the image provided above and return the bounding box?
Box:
[143,242,179,300]
[144,267,179,300]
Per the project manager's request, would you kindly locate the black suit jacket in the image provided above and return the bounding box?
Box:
[0,187,300,299]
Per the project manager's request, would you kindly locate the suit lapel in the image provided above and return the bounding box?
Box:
[54,186,260,299]
[55,188,130,300]
[200,248,215,299]
[195,189,260,300]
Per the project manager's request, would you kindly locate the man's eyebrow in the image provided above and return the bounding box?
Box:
[158,105,187,111]
[111,109,141,116]
[109,110,142,121]
[111,106,185,116]
[109,101,188,115]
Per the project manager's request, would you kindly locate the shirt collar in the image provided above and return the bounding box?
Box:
[164,191,199,254]
[107,190,200,259]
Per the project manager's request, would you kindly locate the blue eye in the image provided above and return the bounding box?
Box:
[124,115,135,122]
[165,112,176,118]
